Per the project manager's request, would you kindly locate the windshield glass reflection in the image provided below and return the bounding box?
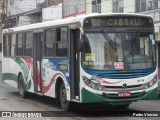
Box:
[82,32,155,70]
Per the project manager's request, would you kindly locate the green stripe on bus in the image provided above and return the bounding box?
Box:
[11,58,31,90]
[2,73,31,91]
[25,79,31,90]
[2,73,18,82]
[15,58,29,81]
[81,87,159,103]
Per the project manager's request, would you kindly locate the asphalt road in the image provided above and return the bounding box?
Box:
[0,63,160,120]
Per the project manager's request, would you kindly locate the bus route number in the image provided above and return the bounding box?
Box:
[92,19,101,27]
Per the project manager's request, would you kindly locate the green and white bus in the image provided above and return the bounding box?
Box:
[2,13,159,110]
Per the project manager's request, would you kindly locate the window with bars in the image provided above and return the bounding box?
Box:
[10,34,16,57]
[44,29,56,57]
[3,32,33,58]
[112,0,124,13]
[24,32,32,57]
[136,0,158,12]
[56,27,68,57]
[43,27,68,58]
[3,35,10,57]
[92,0,101,13]
[16,33,23,57]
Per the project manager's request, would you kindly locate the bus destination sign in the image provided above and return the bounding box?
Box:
[84,16,153,27]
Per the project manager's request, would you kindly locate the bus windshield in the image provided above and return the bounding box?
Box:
[82,32,156,70]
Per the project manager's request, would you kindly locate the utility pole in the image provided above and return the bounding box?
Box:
[153,0,156,23]
[0,0,5,43]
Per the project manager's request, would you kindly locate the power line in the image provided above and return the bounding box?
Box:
[11,4,41,22]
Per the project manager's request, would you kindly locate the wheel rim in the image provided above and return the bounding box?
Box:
[60,87,67,105]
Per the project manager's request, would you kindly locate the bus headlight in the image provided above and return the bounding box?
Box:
[143,76,157,89]
[82,76,105,91]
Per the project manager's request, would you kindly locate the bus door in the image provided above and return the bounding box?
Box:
[157,42,160,85]
[33,32,43,93]
[70,28,80,100]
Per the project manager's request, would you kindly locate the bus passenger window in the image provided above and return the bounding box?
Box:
[10,34,16,57]
[24,32,32,57]
[56,27,68,57]
[3,35,8,57]
[44,29,55,57]
[57,28,61,42]
[16,33,23,57]
[4,35,11,57]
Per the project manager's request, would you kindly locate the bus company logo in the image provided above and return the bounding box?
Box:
[44,62,56,70]
[2,112,11,117]
[122,83,127,89]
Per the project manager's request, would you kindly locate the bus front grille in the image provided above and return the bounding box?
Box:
[97,72,148,79]
[104,84,143,92]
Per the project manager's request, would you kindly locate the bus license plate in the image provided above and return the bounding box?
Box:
[118,92,131,97]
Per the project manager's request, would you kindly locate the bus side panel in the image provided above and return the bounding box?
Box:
[42,59,71,100]
[2,57,34,93]
[2,58,18,87]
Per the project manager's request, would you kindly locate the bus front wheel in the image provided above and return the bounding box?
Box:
[18,74,28,98]
[59,82,71,110]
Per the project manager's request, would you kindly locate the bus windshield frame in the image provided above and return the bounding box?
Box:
[81,28,156,70]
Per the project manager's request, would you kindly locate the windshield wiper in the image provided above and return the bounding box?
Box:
[131,30,140,48]
[130,30,141,63]
[101,29,117,50]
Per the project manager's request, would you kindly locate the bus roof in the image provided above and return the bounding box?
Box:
[3,13,152,33]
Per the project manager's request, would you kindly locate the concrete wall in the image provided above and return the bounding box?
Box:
[7,0,37,16]
[0,0,3,44]
[86,0,92,14]
[63,0,86,18]
[101,0,112,13]
[17,15,40,26]
[123,0,135,13]
[42,3,62,21]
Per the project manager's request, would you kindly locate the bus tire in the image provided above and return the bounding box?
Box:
[18,74,28,98]
[59,82,71,110]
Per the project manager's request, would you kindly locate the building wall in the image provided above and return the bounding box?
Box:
[86,0,92,14]
[42,3,62,21]
[123,0,135,13]
[48,0,62,6]
[7,0,37,17]
[86,0,112,13]
[17,15,40,26]
[86,0,159,16]
[86,0,160,41]
[101,0,112,13]
[0,0,3,44]
[0,1,2,15]
[63,0,86,18]
[6,0,86,26]
[0,0,3,60]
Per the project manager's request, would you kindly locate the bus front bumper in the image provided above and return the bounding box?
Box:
[81,87,159,103]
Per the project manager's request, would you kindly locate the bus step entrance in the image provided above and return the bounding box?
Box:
[71,99,80,103]
[36,92,44,96]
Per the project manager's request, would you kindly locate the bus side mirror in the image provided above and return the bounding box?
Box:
[78,38,83,51]
[78,27,84,51]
